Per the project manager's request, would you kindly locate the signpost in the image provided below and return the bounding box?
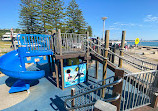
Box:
[135,38,139,45]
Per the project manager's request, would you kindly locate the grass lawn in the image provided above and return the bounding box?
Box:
[0,40,12,48]
[0,41,12,56]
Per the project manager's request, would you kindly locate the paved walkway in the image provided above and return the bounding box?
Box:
[0,62,114,111]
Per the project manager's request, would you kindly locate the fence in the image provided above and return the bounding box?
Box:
[17,34,52,52]
[53,31,87,55]
[121,70,158,110]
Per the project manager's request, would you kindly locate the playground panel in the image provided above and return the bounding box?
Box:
[63,63,86,88]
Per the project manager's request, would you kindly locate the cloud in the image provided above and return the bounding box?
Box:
[109,27,120,30]
[144,15,158,22]
[109,22,142,30]
[113,22,142,27]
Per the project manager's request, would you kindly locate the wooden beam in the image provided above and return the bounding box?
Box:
[112,69,124,111]
[58,29,62,55]
[60,59,64,90]
[47,55,52,74]
[51,30,56,51]
[86,31,89,82]
[95,37,100,79]
[90,53,116,72]
[51,55,56,78]
[118,31,126,68]
[90,53,104,64]
[55,53,86,60]
[102,30,110,97]
[55,60,59,88]
[71,88,75,111]
[112,46,116,63]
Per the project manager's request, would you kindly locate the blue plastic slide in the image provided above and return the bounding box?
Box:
[0,34,53,93]
[0,49,46,93]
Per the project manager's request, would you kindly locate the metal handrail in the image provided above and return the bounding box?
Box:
[65,94,120,110]
[124,70,158,77]
[121,69,158,110]
[64,76,123,110]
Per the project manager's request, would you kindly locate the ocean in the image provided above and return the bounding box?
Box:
[127,42,158,47]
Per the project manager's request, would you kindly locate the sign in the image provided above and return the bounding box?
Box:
[135,38,139,44]
[63,63,86,88]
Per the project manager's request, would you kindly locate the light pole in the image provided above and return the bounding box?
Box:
[102,17,108,42]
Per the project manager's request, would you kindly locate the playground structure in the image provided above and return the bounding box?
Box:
[0,29,158,111]
[0,34,53,93]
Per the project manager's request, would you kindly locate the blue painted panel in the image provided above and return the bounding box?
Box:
[63,63,86,88]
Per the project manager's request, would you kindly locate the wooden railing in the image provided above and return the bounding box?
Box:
[53,29,87,55]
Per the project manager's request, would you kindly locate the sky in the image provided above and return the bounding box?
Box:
[0,0,158,40]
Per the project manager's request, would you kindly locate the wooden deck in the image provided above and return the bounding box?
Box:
[54,51,91,60]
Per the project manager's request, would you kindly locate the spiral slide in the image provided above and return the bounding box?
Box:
[0,49,52,93]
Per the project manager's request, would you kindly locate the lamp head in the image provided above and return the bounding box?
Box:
[102,17,108,20]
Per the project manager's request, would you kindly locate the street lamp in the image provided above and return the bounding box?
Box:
[102,17,108,42]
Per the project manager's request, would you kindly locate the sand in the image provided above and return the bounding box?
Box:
[113,47,158,73]
[0,84,29,110]
[0,63,34,110]
[126,47,158,63]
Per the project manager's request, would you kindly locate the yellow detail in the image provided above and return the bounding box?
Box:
[27,57,31,61]
[35,58,40,62]
[75,67,79,71]
[135,38,139,45]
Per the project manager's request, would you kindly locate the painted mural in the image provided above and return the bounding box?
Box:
[63,63,86,88]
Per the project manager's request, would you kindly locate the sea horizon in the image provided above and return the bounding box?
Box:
[127,41,158,47]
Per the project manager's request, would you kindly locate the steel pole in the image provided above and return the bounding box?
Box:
[102,20,105,42]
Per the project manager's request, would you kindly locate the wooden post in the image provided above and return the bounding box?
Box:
[86,31,89,82]
[71,88,75,111]
[95,37,100,79]
[51,56,56,78]
[60,59,64,90]
[150,64,158,108]
[102,30,110,97]
[51,30,56,51]
[118,31,126,68]
[152,64,158,88]
[58,29,64,90]
[109,47,112,61]
[112,45,116,63]
[89,39,92,67]
[58,29,62,55]
[112,69,124,111]
[55,60,59,88]
[48,55,52,74]
[151,93,158,108]
[51,30,56,78]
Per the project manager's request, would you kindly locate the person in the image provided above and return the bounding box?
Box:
[10,28,14,48]
[118,44,121,48]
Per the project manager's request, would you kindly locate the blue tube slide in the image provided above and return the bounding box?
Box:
[0,50,45,80]
[0,49,52,93]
